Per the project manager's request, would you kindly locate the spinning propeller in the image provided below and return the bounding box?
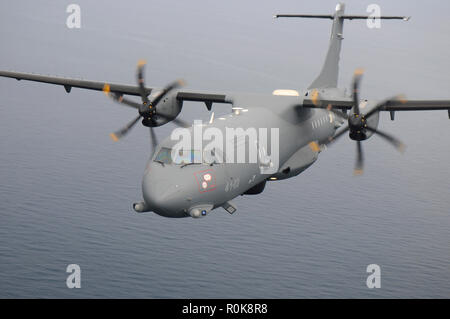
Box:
[323,69,407,175]
[103,60,189,152]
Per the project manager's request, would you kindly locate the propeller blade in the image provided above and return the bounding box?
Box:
[364,95,407,119]
[326,125,350,145]
[150,79,185,107]
[109,115,142,142]
[155,113,190,128]
[103,84,141,109]
[137,60,150,105]
[352,68,364,115]
[112,94,141,109]
[311,89,321,106]
[171,117,190,128]
[326,103,349,120]
[149,127,158,154]
[354,140,364,175]
[307,90,348,119]
[116,96,141,109]
[365,126,406,153]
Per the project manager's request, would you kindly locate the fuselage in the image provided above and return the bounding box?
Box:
[139,93,341,218]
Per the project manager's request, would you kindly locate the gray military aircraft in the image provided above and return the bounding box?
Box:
[1,3,449,218]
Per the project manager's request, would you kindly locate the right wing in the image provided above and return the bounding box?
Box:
[0,70,231,109]
[303,95,450,119]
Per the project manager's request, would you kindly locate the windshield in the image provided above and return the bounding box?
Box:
[154,147,173,164]
[154,148,202,165]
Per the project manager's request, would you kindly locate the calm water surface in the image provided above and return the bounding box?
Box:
[0,0,449,298]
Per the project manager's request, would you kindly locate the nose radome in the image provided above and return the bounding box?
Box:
[142,175,168,210]
[142,172,187,217]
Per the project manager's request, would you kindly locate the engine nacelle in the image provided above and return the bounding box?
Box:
[144,91,183,127]
[348,100,380,141]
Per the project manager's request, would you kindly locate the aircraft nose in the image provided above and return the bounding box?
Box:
[142,170,187,218]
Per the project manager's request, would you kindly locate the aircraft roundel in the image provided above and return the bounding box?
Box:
[194,169,216,193]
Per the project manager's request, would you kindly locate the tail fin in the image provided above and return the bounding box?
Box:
[308,3,345,89]
[274,3,410,89]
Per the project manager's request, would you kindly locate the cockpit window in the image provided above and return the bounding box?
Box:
[154,148,202,165]
[154,147,173,164]
[173,149,202,165]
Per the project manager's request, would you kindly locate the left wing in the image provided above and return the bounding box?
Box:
[376,99,450,120]
[376,99,450,111]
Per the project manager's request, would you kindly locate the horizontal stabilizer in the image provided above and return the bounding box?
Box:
[341,15,410,20]
[274,3,410,89]
[274,15,410,21]
[274,14,334,19]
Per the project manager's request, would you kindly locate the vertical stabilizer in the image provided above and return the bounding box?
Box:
[308,3,345,89]
[274,3,410,90]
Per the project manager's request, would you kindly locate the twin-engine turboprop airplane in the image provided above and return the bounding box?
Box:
[1,3,449,218]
